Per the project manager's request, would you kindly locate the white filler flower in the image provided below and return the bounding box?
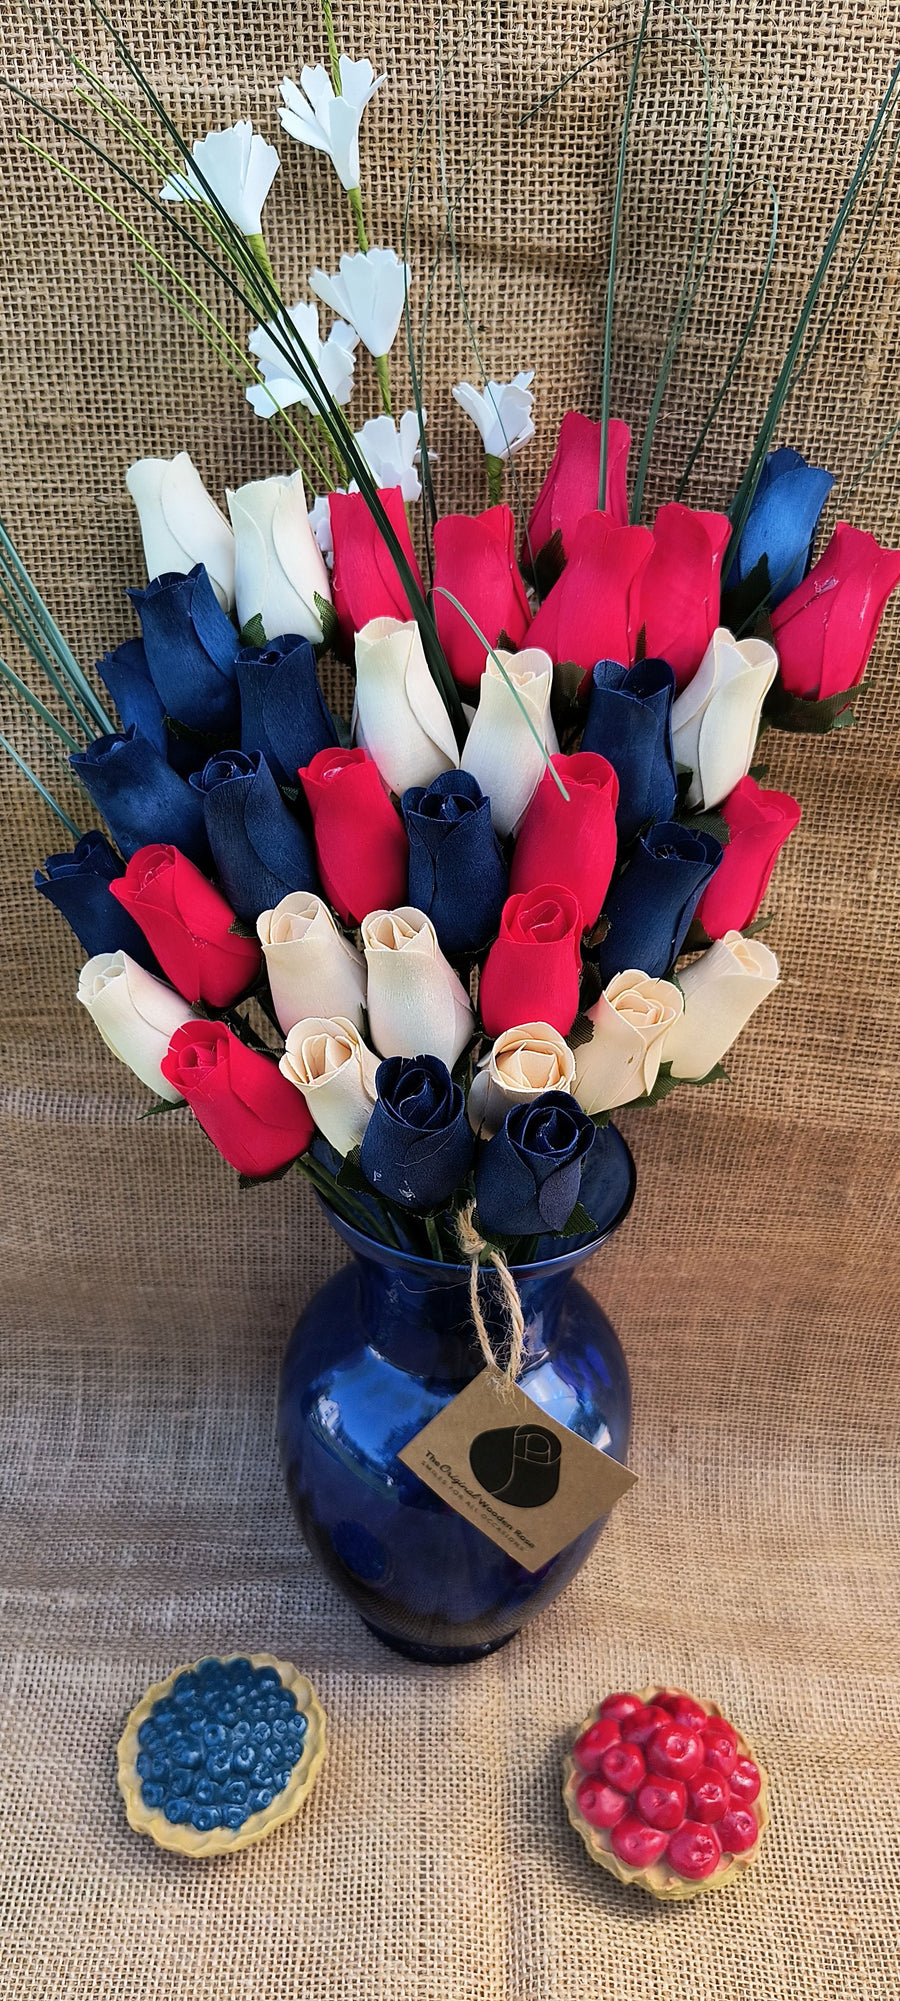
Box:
[279,58,385,191]
[246,302,358,419]
[353,411,428,502]
[309,248,411,358]
[452,373,535,459]
[160,122,280,236]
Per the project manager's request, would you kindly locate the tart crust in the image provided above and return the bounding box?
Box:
[563,1685,769,1901]
[117,1652,326,1857]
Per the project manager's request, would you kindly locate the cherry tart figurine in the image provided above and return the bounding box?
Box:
[563,1685,769,1900]
[117,1653,326,1857]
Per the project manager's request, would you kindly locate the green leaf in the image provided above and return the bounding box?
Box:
[238,1159,296,1187]
[139,1096,190,1118]
[762,682,858,733]
[558,1199,598,1238]
[238,612,267,649]
[228,914,258,939]
[678,808,731,845]
[567,1012,595,1051]
[530,529,566,598]
[745,909,774,936]
[748,762,770,782]
[336,1145,371,1195]
[641,1059,730,1106]
[720,551,771,636]
[632,621,647,663]
[315,591,340,652]
[164,713,230,748]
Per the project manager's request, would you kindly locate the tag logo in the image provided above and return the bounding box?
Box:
[468,1423,562,1508]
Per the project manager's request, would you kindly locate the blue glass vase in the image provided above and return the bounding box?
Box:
[278,1153,634,1666]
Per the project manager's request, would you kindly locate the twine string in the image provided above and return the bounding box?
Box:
[457,1201,526,1384]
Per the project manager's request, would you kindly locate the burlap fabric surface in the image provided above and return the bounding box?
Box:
[2,2,899,1995]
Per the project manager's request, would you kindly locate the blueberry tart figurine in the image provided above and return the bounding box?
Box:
[117,1653,326,1856]
[564,1685,769,1900]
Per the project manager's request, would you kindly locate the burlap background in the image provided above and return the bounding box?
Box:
[2,2,899,1995]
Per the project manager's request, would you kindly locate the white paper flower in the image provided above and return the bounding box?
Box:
[672,627,778,810]
[574,970,684,1113]
[160,122,280,236]
[354,618,458,797]
[77,952,196,1101]
[352,410,430,502]
[308,248,410,359]
[246,302,358,419]
[125,453,236,614]
[460,647,559,838]
[280,1015,379,1155]
[227,470,331,643]
[452,373,535,460]
[279,57,385,191]
[362,907,474,1069]
[661,931,780,1080]
[257,892,367,1035]
[468,1023,575,1136]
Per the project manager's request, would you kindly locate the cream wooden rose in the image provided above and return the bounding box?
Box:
[280,1014,379,1155]
[574,970,683,1112]
[227,470,331,643]
[258,891,366,1035]
[77,951,196,1101]
[460,647,559,837]
[362,906,474,1070]
[672,627,777,809]
[126,452,236,613]
[661,931,779,1079]
[467,1022,575,1134]
[354,616,458,796]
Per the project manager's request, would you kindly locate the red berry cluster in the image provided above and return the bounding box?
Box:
[573,1690,762,1880]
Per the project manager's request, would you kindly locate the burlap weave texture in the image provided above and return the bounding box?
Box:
[1,2,899,1996]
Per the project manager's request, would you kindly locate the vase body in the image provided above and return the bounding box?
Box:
[279,1179,634,1665]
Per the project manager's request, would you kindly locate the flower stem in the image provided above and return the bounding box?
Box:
[345,185,391,416]
[347,182,369,252]
[320,0,342,91]
[485,453,503,506]
[244,231,277,315]
[375,352,393,416]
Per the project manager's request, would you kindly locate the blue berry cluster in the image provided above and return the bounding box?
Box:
[136,1657,308,1832]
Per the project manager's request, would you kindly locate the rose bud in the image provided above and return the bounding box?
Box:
[467,1022,575,1136]
[526,511,653,673]
[433,504,531,691]
[298,747,409,927]
[361,907,474,1071]
[329,486,424,650]
[127,564,241,734]
[354,617,458,797]
[95,637,167,758]
[257,892,366,1036]
[479,885,583,1039]
[523,412,631,567]
[161,1019,314,1179]
[190,749,317,923]
[474,1091,595,1237]
[694,775,801,937]
[402,769,508,957]
[358,1054,474,1212]
[635,503,731,690]
[236,632,338,788]
[595,823,722,985]
[661,930,779,1080]
[461,648,559,838]
[77,951,196,1100]
[280,1016,380,1156]
[126,450,236,613]
[509,751,619,926]
[671,627,778,811]
[34,829,160,972]
[574,969,683,1113]
[109,844,262,1007]
[228,470,331,646]
[724,446,833,607]
[70,725,212,871]
[770,520,900,699]
[581,658,677,846]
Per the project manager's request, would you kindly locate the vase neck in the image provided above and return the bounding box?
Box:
[352,1248,574,1385]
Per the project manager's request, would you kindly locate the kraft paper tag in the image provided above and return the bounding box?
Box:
[398,1368,636,1572]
